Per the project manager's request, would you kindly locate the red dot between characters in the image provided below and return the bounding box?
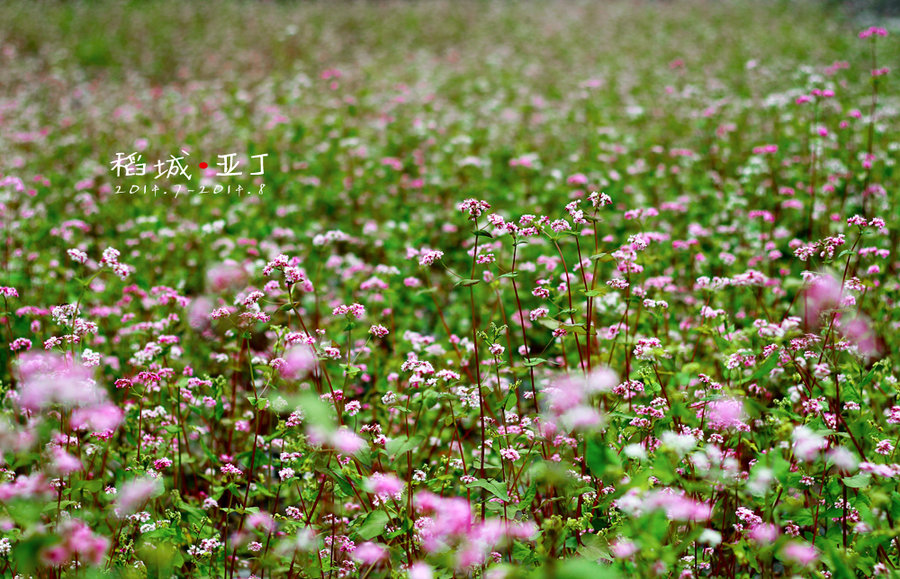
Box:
[199,162,208,169]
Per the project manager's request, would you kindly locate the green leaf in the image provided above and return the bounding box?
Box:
[524,357,548,367]
[455,278,481,287]
[586,437,620,477]
[822,538,855,579]
[386,435,423,459]
[842,472,871,489]
[469,478,511,502]
[355,510,390,540]
[326,468,355,497]
[520,482,538,510]
[537,319,560,331]
[540,557,621,579]
[740,353,780,385]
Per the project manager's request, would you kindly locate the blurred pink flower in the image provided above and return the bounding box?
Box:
[782,542,818,566]
[52,448,83,475]
[353,541,387,565]
[71,403,124,433]
[838,315,880,357]
[206,262,247,292]
[0,473,53,501]
[748,523,779,543]
[368,473,404,497]
[408,562,433,579]
[247,511,276,532]
[41,519,109,567]
[116,477,162,515]
[804,274,842,325]
[331,428,365,454]
[280,345,317,380]
[16,352,102,411]
[704,398,749,432]
[611,540,639,558]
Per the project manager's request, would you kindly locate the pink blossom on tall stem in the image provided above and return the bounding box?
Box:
[859,26,888,39]
[457,198,491,219]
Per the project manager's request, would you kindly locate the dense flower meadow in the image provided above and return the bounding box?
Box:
[0,1,899,577]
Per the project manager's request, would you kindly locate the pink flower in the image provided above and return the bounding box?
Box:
[500,448,521,461]
[333,303,366,319]
[41,545,69,566]
[52,448,83,475]
[704,398,749,432]
[418,249,444,266]
[415,491,472,551]
[63,519,109,565]
[457,198,491,219]
[748,523,779,543]
[611,540,639,558]
[0,473,54,501]
[408,562,434,579]
[792,426,827,462]
[331,428,365,454]
[67,249,88,264]
[247,511,276,532]
[365,324,388,339]
[116,477,162,515]
[827,447,859,472]
[368,473,404,496]
[71,403,124,433]
[153,458,173,470]
[586,368,618,393]
[0,286,19,298]
[782,542,818,566]
[352,541,387,565]
[16,352,103,411]
[859,26,888,39]
[280,346,317,380]
[804,274,842,325]
[838,315,880,357]
[40,519,109,567]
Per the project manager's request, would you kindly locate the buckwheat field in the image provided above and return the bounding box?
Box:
[0,1,898,577]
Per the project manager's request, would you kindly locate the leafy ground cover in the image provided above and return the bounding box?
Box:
[0,1,899,577]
